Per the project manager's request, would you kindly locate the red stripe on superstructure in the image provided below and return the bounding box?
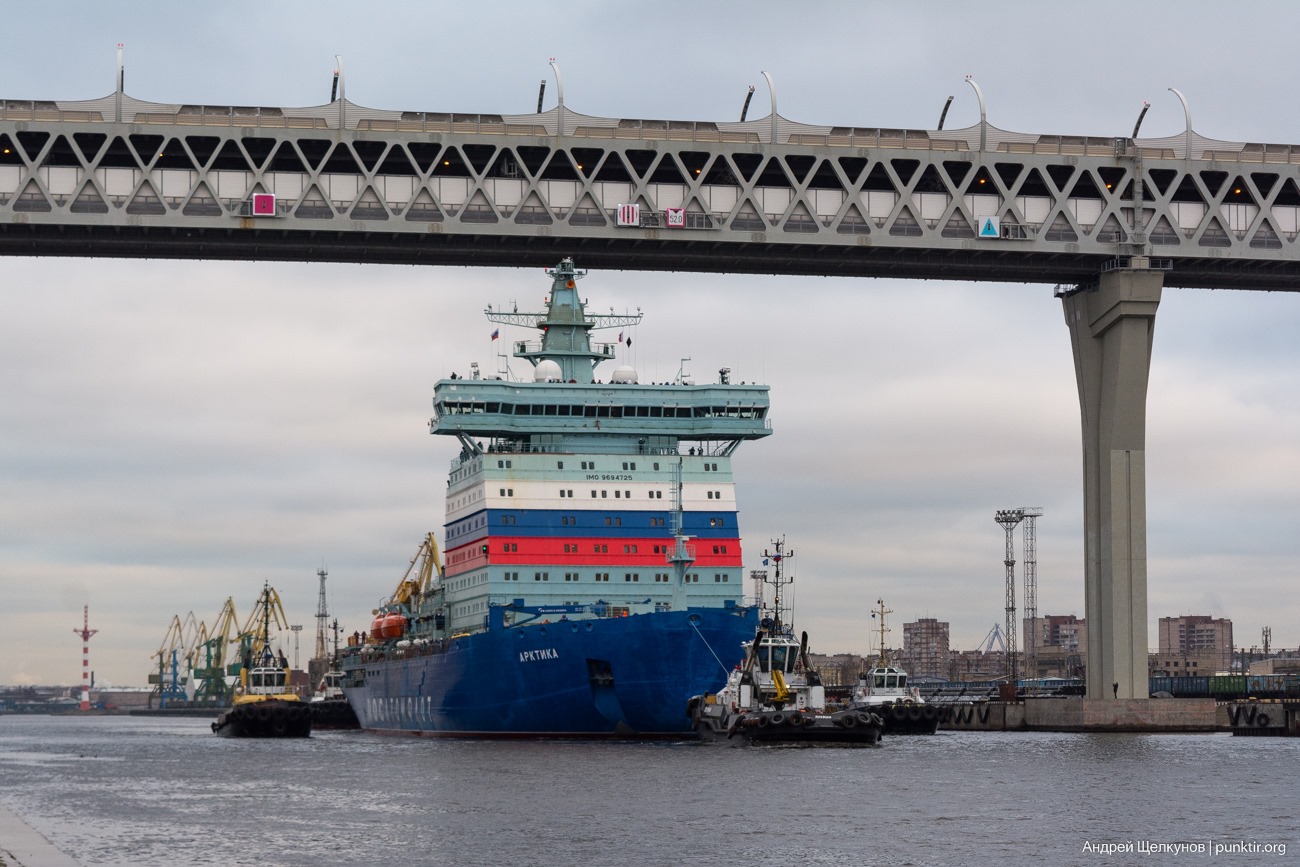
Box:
[444,536,743,575]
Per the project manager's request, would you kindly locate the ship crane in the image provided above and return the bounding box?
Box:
[373,533,446,640]
[385,532,444,609]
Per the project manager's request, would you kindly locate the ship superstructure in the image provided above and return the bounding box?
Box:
[431,258,770,635]
[342,259,771,736]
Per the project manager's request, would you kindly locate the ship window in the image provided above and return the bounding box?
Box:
[591,490,598,498]
[601,490,607,498]
[769,646,790,672]
[653,463,660,470]
[615,491,621,498]
[557,461,564,469]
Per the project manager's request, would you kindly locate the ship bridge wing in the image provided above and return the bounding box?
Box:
[432,380,771,443]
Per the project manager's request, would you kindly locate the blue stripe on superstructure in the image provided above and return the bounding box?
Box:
[446,509,739,543]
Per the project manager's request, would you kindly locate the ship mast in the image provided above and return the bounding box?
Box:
[756,539,794,632]
[871,598,893,666]
[666,457,695,609]
[484,258,640,384]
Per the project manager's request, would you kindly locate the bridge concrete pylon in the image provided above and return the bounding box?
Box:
[1061,262,1163,700]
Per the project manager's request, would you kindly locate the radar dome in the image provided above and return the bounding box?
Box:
[611,365,639,384]
[534,360,563,382]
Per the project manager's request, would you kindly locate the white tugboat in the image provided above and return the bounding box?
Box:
[849,599,941,734]
[688,540,883,745]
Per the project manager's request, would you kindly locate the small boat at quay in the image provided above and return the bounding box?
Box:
[688,540,883,745]
[849,600,940,735]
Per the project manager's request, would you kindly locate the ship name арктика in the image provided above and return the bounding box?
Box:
[339,259,771,736]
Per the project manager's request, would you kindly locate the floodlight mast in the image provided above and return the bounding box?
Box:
[994,509,1024,684]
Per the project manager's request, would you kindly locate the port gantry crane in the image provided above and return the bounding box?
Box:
[152,611,203,708]
[192,597,240,705]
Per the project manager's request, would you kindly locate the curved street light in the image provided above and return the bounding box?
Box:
[549,59,566,137]
[1168,87,1192,160]
[760,70,778,146]
[965,76,987,153]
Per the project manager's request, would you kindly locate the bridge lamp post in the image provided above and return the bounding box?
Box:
[549,59,565,137]
[334,55,346,131]
[964,76,987,154]
[760,70,778,146]
[1168,87,1192,161]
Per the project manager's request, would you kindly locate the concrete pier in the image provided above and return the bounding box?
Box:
[0,804,81,867]
[1062,264,1163,701]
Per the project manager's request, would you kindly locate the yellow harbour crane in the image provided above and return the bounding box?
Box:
[371,533,445,642]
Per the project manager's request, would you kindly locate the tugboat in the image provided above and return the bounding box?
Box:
[849,599,941,734]
[308,619,359,730]
[212,583,312,738]
[688,540,883,745]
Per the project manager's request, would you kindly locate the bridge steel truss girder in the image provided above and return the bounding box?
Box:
[3,96,1300,288]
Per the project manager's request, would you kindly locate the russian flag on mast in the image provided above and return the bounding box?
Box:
[490,328,499,340]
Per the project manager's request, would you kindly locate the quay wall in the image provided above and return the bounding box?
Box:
[940,698,1217,732]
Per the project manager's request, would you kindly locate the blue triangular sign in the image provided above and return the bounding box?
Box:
[980,218,998,237]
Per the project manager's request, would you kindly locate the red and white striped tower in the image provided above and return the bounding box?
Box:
[73,605,99,711]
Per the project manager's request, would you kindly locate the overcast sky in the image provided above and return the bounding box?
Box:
[3,2,1298,687]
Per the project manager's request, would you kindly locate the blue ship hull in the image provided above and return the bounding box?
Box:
[342,606,756,737]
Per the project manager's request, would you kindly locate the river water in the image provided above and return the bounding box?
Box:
[0,715,1293,866]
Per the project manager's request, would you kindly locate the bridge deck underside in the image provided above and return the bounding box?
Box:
[4,106,1300,289]
[3,222,1299,288]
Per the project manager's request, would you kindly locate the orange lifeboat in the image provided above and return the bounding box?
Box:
[380,612,408,640]
[369,615,386,641]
